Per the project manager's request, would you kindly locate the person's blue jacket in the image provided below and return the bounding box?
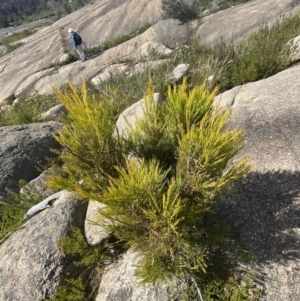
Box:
[71,32,82,47]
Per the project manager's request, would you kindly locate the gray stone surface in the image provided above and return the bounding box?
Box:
[1,0,300,102]
[59,53,74,65]
[0,191,88,301]
[115,92,163,137]
[192,0,300,45]
[85,200,109,246]
[172,63,189,82]
[39,104,67,122]
[96,250,170,301]
[0,121,62,199]
[20,168,57,199]
[214,64,300,301]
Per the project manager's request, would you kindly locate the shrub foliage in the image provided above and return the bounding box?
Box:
[50,80,125,198]
[50,77,251,296]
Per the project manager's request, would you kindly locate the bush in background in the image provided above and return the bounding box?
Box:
[162,0,199,23]
[0,92,59,127]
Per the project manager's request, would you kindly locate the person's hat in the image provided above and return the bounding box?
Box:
[68,28,74,33]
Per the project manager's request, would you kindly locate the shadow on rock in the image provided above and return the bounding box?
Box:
[215,170,300,263]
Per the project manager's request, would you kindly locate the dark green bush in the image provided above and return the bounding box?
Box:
[162,0,199,23]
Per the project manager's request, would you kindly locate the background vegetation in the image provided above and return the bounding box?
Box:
[0,92,59,126]
[0,0,93,28]
[0,23,51,57]
[84,23,152,58]
[161,0,252,22]
[0,180,44,244]
[0,0,252,29]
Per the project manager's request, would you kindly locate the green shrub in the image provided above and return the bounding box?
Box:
[180,270,262,301]
[50,80,125,199]
[98,79,250,284]
[0,180,44,244]
[162,0,199,23]
[0,201,28,244]
[215,13,300,90]
[50,78,251,298]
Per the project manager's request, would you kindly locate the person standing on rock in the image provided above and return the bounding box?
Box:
[68,28,86,62]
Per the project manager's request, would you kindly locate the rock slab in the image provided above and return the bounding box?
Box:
[0,192,88,301]
[215,64,300,301]
[0,121,62,199]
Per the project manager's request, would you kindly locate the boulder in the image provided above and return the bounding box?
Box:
[39,104,67,122]
[0,122,62,199]
[96,250,170,301]
[287,35,300,63]
[59,53,74,64]
[139,41,172,58]
[115,92,163,137]
[84,200,109,246]
[20,168,57,199]
[214,63,300,301]
[0,191,88,301]
[91,64,128,85]
[171,63,189,82]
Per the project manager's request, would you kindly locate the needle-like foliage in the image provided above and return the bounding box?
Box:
[49,79,125,199]
[50,78,251,291]
[96,79,251,284]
